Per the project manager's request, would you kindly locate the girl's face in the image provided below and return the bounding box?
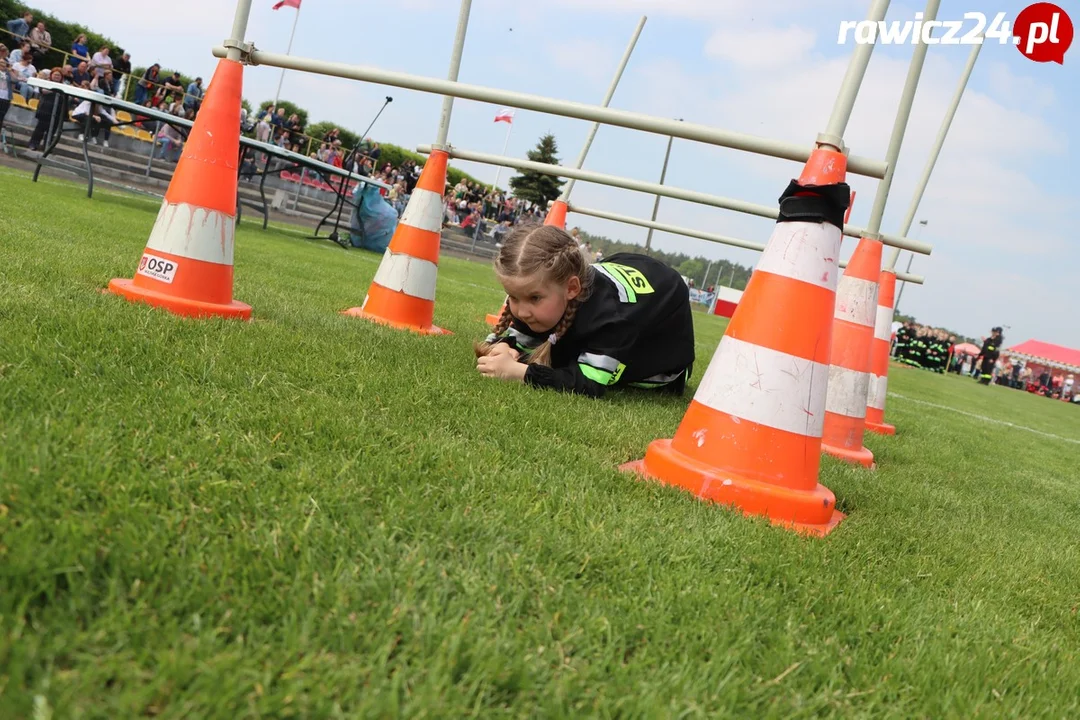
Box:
[500,273,581,334]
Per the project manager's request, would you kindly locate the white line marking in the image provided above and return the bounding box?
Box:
[888,392,1080,445]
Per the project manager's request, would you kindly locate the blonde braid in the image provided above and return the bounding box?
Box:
[473,303,514,358]
[528,297,581,367]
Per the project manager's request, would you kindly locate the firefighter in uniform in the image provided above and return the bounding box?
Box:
[975,327,1004,385]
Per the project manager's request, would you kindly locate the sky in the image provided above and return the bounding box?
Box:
[36,0,1080,348]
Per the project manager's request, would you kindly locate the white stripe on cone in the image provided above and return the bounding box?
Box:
[693,335,830,437]
[824,364,870,419]
[145,201,235,265]
[834,276,877,328]
[372,250,438,300]
[399,188,444,234]
[875,305,893,342]
[867,374,888,411]
[755,222,842,290]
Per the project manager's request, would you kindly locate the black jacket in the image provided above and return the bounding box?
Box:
[490,252,695,397]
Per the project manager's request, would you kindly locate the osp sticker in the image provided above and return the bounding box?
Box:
[137,253,179,284]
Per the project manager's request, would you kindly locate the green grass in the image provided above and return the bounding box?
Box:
[2,168,1080,718]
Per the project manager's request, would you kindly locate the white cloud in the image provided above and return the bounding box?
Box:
[704,26,818,69]
[548,38,619,86]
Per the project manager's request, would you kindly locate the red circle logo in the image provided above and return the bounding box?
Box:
[1014,2,1074,64]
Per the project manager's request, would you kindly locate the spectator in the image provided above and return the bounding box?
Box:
[92,69,115,96]
[70,34,90,68]
[60,65,73,84]
[255,106,272,143]
[162,71,184,98]
[71,61,91,86]
[156,109,186,162]
[10,41,31,65]
[6,12,32,41]
[11,53,36,100]
[112,52,131,97]
[90,46,112,78]
[287,113,304,152]
[73,86,118,148]
[184,76,202,111]
[135,63,160,105]
[0,57,12,138]
[28,22,51,62]
[26,67,65,151]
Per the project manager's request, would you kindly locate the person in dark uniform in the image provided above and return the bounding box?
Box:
[475,224,695,397]
[893,321,912,360]
[976,326,1004,385]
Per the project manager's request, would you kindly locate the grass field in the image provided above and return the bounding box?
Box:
[2,168,1080,718]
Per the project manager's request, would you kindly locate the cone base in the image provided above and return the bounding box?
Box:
[342,307,451,336]
[821,441,876,469]
[865,421,896,436]
[107,278,252,321]
[620,440,845,538]
[485,313,500,326]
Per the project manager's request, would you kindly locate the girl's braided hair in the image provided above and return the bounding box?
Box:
[474,224,594,366]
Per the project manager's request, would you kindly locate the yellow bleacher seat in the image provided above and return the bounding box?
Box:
[116,126,137,138]
[12,94,29,109]
[135,129,153,143]
[116,111,133,123]
[28,98,39,111]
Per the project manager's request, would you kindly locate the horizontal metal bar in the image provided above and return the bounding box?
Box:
[569,204,924,285]
[211,45,887,179]
[569,204,765,252]
[417,145,932,255]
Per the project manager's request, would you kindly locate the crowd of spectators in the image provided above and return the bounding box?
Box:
[2,10,201,150]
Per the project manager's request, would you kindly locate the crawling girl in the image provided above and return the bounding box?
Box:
[475,224,695,398]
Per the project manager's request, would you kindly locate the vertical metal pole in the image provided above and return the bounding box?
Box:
[644,130,675,254]
[863,0,938,235]
[273,4,301,110]
[434,0,473,149]
[492,119,512,192]
[894,220,925,311]
[560,16,647,201]
[820,0,891,148]
[145,120,158,176]
[886,38,981,270]
[894,253,916,312]
[226,0,254,62]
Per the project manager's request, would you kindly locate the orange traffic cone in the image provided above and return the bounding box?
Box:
[866,269,897,435]
[820,237,882,468]
[484,199,568,326]
[344,149,451,334]
[621,147,851,537]
[108,59,250,320]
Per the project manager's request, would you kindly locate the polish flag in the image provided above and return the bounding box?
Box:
[273,0,301,9]
[494,108,515,124]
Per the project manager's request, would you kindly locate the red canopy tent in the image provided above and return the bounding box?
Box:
[1003,340,1080,374]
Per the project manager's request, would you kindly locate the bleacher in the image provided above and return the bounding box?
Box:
[1,99,359,225]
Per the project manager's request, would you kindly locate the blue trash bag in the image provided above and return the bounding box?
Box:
[349,183,398,252]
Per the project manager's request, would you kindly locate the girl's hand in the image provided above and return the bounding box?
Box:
[486,343,520,361]
[477,349,527,382]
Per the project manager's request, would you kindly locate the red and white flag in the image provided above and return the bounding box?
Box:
[494,108,515,124]
[273,0,301,9]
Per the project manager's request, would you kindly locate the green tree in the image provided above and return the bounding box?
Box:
[509,133,565,208]
[677,259,705,284]
[0,0,125,73]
